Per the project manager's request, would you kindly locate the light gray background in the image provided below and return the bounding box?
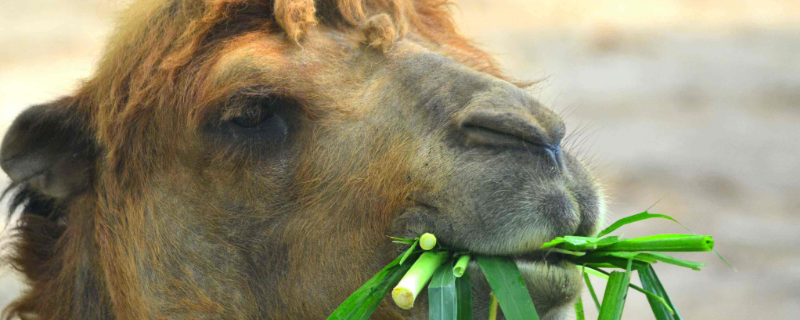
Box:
[1,0,799,318]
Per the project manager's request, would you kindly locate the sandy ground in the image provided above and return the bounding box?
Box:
[1,0,799,319]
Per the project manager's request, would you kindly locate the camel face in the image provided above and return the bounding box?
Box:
[1,1,604,319]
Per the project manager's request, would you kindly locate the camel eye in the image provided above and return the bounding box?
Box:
[207,95,292,146]
[230,107,274,128]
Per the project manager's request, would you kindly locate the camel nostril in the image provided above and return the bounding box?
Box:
[545,145,566,172]
[459,111,561,151]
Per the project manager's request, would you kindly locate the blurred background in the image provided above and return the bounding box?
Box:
[1,0,799,318]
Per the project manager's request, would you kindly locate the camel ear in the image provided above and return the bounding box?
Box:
[1,98,97,199]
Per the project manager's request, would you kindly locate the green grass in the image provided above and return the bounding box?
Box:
[328,211,726,320]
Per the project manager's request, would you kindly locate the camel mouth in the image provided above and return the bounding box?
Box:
[511,250,568,265]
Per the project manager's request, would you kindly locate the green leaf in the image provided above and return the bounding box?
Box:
[540,237,566,249]
[476,256,540,320]
[429,260,458,320]
[542,236,620,251]
[584,267,609,280]
[455,270,474,320]
[488,293,499,320]
[636,252,705,271]
[574,296,586,320]
[597,211,693,238]
[598,234,714,252]
[639,265,683,320]
[572,255,650,271]
[399,238,420,265]
[547,248,586,256]
[328,252,417,320]
[585,266,674,315]
[389,236,417,245]
[583,270,601,310]
[596,260,633,320]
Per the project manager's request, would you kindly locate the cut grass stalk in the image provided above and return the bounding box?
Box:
[599,234,714,252]
[392,251,449,309]
[453,255,471,277]
[420,233,437,250]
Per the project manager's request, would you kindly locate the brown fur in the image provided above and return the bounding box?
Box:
[2,0,599,319]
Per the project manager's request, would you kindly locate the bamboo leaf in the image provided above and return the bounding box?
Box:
[476,256,540,320]
[429,260,458,320]
[456,270,473,320]
[597,211,693,238]
[328,252,416,320]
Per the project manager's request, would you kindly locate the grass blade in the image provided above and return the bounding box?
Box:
[596,259,632,320]
[574,296,586,320]
[389,236,417,245]
[582,270,601,310]
[573,255,650,271]
[586,266,674,315]
[399,238,420,265]
[597,211,693,237]
[542,236,620,251]
[476,256,540,320]
[488,292,499,320]
[328,252,416,320]
[636,252,705,271]
[455,270,473,320]
[429,260,458,320]
[597,271,630,320]
[639,265,683,320]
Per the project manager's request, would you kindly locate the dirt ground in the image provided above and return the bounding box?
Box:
[1,0,799,319]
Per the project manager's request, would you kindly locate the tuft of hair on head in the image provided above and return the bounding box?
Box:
[274,0,318,44]
[361,13,397,52]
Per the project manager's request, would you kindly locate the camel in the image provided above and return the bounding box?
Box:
[0,0,604,319]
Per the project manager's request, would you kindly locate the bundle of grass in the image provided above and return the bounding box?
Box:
[328,212,727,320]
